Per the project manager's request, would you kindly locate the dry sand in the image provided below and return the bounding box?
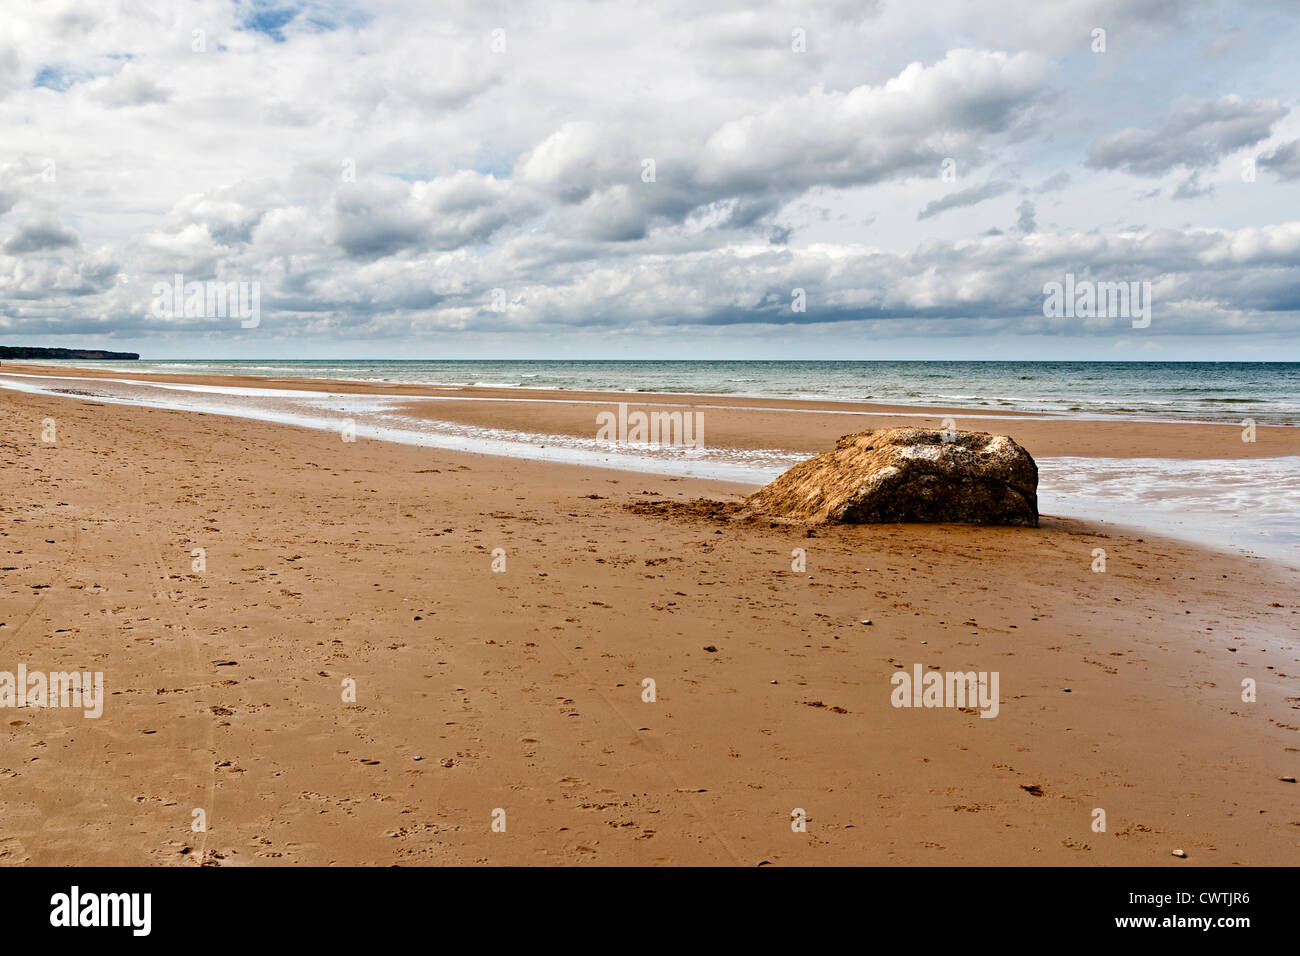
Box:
[0,377,1297,866]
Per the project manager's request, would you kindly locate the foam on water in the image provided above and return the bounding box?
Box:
[1036,457,1300,563]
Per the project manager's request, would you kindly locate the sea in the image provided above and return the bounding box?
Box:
[1,360,1296,562]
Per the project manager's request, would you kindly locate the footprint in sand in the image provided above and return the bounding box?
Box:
[0,837,30,864]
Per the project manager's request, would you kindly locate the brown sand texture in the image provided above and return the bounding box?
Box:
[1,370,1297,866]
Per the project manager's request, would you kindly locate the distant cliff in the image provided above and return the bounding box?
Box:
[0,347,140,360]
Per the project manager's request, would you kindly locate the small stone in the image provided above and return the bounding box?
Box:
[1063,687,1071,692]
[413,755,422,761]
[1280,776,1296,783]
[861,619,872,625]
[1172,848,1186,858]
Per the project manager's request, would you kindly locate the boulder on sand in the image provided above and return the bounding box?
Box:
[745,427,1038,526]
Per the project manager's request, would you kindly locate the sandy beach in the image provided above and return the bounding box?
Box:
[1,368,1297,866]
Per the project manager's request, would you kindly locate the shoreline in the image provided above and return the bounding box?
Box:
[2,361,1297,461]
[1,386,1296,865]
[4,362,1299,563]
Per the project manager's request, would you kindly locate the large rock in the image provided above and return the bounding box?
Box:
[746,427,1038,526]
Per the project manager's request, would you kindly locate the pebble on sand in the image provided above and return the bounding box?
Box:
[1172,848,1186,858]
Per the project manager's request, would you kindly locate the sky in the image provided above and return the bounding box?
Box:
[2,0,1299,360]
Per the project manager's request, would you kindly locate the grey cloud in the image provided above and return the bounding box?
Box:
[331,193,427,259]
[641,222,1300,330]
[281,221,1300,335]
[330,172,519,259]
[1172,170,1214,200]
[1087,95,1287,176]
[918,180,1014,220]
[514,121,615,206]
[165,189,271,247]
[695,50,1050,195]
[12,218,1299,340]
[1258,139,1300,181]
[1015,199,1036,233]
[415,172,521,250]
[3,219,80,254]
[0,248,117,299]
[513,49,1051,243]
[87,66,171,108]
[0,44,19,101]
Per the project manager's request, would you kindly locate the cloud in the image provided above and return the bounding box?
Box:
[0,43,20,101]
[695,50,1050,197]
[918,180,1014,220]
[330,184,428,260]
[1037,171,1070,192]
[3,220,80,254]
[165,188,270,247]
[1258,139,1300,181]
[328,171,520,259]
[1172,170,1214,200]
[515,121,610,205]
[0,0,1297,350]
[1015,199,1036,233]
[0,235,116,301]
[87,65,171,108]
[510,49,1050,243]
[1086,95,1287,177]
